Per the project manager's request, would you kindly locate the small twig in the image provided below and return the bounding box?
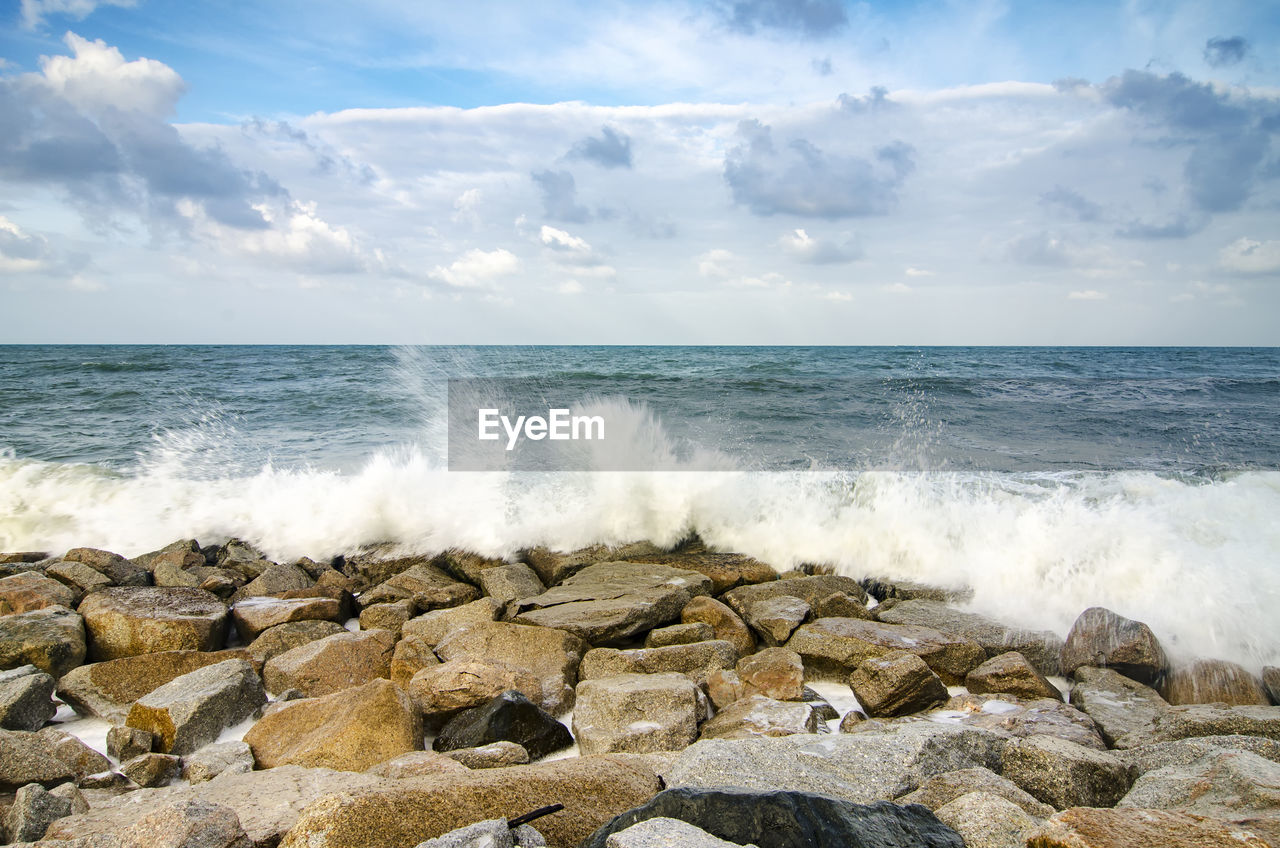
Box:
[508,803,565,828]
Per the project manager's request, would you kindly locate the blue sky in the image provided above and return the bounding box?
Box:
[2,0,1279,342]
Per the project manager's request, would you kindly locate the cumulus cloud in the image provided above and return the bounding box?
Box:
[569,126,632,169]
[538,224,616,278]
[837,86,892,113]
[531,169,590,222]
[779,228,857,263]
[1220,238,1280,274]
[722,0,848,37]
[697,248,736,279]
[19,0,135,29]
[1040,186,1102,222]
[0,216,57,273]
[1204,36,1249,68]
[430,248,519,289]
[723,119,915,218]
[223,201,369,274]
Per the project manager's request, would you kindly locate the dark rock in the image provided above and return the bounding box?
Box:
[850,650,949,718]
[1059,606,1169,686]
[861,577,971,604]
[432,548,510,587]
[1159,658,1270,706]
[0,605,86,678]
[966,651,1063,701]
[800,686,840,721]
[0,665,57,730]
[433,690,572,760]
[580,786,964,848]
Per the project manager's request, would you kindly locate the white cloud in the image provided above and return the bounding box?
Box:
[20,0,136,29]
[557,279,584,294]
[181,199,374,275]
[540,225,591,254]
[823,291,853,301]
[39,32,185,116]
[0,216,55,274]
[1068,289,1107,300]
[451,189,482,226]
[1219,238,1280,274]
[905,267,934,277]
[697,249,736,279]
[430,247,520,288]
[779,228,856,264]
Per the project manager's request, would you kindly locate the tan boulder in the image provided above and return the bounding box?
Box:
[574,673,700,755]
[786,616,985,684]
[408,659,543,716]
[1059,606,1169,686]
[645,622,715,648]
[0,605,86,678]
[262,629,395,697]
[63,547,148,586]
[849,650,949,718]
[0,572,74,615]
[579,641,737,687]
[357,599,417,636]
[57,649,257,722]
[1160,658,1270,706]
[244,620,346,666]
[737,647,805,701]
[78,587,228,661]
[966,651,1063,701]
[698,695,820,740]
[401,597,502,646]
[391,635,440,689]
[435,621,585,714]
[680,595,755,657]
[1025,806,1270,847]
[358,562,479,610]
[231,595,342,642]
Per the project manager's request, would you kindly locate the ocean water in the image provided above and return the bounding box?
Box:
[2,345,1278,670]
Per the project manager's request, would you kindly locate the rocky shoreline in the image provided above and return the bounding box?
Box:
[2,538,1280,847]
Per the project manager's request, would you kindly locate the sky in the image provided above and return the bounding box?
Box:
[1,0,1278,344]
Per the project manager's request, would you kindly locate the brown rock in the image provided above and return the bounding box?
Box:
[1159,658,1270,706]
[390,635,440,689]
[231,595,342,642]
[36,726,111,780]
[1059,607,1169,686]
[645,622,715,648]
[44,560,113,603]
[721,574,868,620]
[698,694,821,740]
[432,548,510,586]
[78,587,228,661]
[934,791,1043,848]
[435,621,585,714]
[229,562,313,603]
[359,562,479,610]
[244,678,421,771]
[1025,806,1270,847]
[244,619,346,666]
[681,596,755,657]
[408,659,543,716]
[706,668,747,710]
[967,651,1063,701]
[573,672,699,754]
[478,562,545,606]
[0,729,77,790]
[737,647,805,701]
[579,641,738,687]
[786,616,986,684]
[518,541,668,586]
[121,752,182,787]
[0,605,86,678]
[0,572,74,615]
[813,591,872,620]
[441,741,530,769]
[262,629,395,698]
[401,597,502,647]
[849,650,949,718]
[125,659,265,756]
[107,725,153,760]
[357,599,417,636]
[875,599,1064,677]
[63,548,149,586]
[57,648,256,723]
[622,551,779,593]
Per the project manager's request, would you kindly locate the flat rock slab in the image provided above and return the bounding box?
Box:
[245,619,347,666]
[1119,749,1280,829]
[262,629,396,698]
[620,551,779,594]
[78,587,228,661]
[580,786,964,848]
[0,605,86,678]
[358,562,479,610]
[875,600,1064,677]
[930,694,1107,750]
[580,641,738,687]
[1026,806,1271,847]
[697,695,820,740]
[1068,666,1170,749]
[1147,703,1280,745]
[897,766,1055,818]
[1001,735,1135,810]
[721,575,869,620]
[57,648,256,723]
[1119,735,1280,776]
[786,617,985,684]
[231,596,342,642]
[402,598,502,647]
[126,659,266,755]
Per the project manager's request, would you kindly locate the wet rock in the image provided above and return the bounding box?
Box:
[478,563,545,607]
[1147,703,1280,745]
[1119,735,1280,775]
[153,557,205,588]
[402,598,502,647]
[1059,606,1169,686]
[966,651,1062,701]
[1264,666,1280,706]
[391,635,440,689]
[262,628,396,698]
[581,786,964,848]
[229,562,313,603]
[184,740,254,783]
[0,729,76,790]
[106,725,153,760]
[57,648,256,723]
[432,548,511,587]
[245,678,421,771]
[617,551,777,595]
[125,659,265,755]
[0,572,74,615]
[79,587,228,661]
[1069,666,1170,749]
[44,559,114,603]
[937,694,1108,750]
[360,562,479,611]
[603,817,749,848]
[4,782,74,842]
[511,562,712,645]
[574,672,699,754]
[518,541,669,586]
[434,690,573,760]
[0,551,48,565]
[121,752,182,787]
[681,596,755,657]
[897,767,1055,817]
[365,750,471,778]
[441,741,530,769]
[1159,658,1270,706]
[812,591,872,620]
[800,687,839,721]
[435,621,585,714]
[63,548,149,587]
[875,599,1063,677]
[0,665,57,730]
[0,605,86,678]
[244,619,346,666]
[357,599,416,636]
[861,577,971,605]
[698,695,820,740]
[580,641,737,687]
[341,550,430,591]
[1025,806,1271,847]
[786,617,985,684]
[115,798,253,848]
[231,595,343,642]
[746,596,810,646]
[134,540,204,571]
[1000,734,1135,809]
[35,726,111,781]
[736,647,804,701]
[850,650,949,718]
[645,622,714,648]
[1118,749,1280,837]
[933,791,1042,848]
[410,659,544,717]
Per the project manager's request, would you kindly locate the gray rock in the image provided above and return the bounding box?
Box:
[698,695,820,740]
[849,650,948,718]
[812,591,872,620]
[874,599,1063,677]
[116,798,253,848]
[934,693,1107,750]
[1147,703,1280,745]
[391,634,441,689]
[1059,606,1169,685]
[0,605,87,678]
[415,818,512,848]
[786,617,985,684]
[63,547,149,586]
[359,562,479,610]
[402,598,503,647]
[932,791,1042,848]
[229,562,313,603]
[126,659,265,756]
[1069,665,1169,748]
[106,725,153,760]
[0,729,76,790]
[1000,734,1135,809]
[365,750,472,778]
[0,665,57,731]
[34,726,112,781]
[897,766,1054,817]
[605,817,754,848]
[746,596,810,646]
[574,672,699,754]
[357,599,417,636]
[580,641,738,686]
[720,575,868,619]
[965,651,1062,701]
[4,781,74,842]
[645,622,715,648]
[435,621,585,715]
[44,559,114,604]
[184,740,255,783]
[1119,749,1280,829]
[231,595,343,642]
[1119,735,1280,775]
[441,741,530,769]
[517,541,669,586]
[50,781,90,815]
[55,648,255,723]
[121,752,182,787]
[861,577,971,604]
[478,563,545,607]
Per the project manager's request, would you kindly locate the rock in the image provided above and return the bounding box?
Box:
[1147,703,1280,745]
[442,741,530,769]
[435,621,585,714]
[341,550,428,591]
[681,596,755,657]
[966,651,1062,701]
[1025,806,1271,847]
[0,605,86,678]
[518,541,669,586]
[812,591,872,620]
[861,577,971,604]
[44,559,114,603]
[432,548,511,587]
[0,551,48,564]
[244,619,346,665]
[357,599,417,636]
[63,548,149,586]
[231,596,342,642]
[933,791,1043,848]
[229,562,313,603]
[402,598,503,647]
[414,818,521,848]
[0,729,76,790]
[1119,735,1280,775]
[125,659,265,756]
[106,725,153,760]
[0,665,57,730]
[898,767,1055,817]
[115,798,252,848]
[244,678,421,771]
[746,596,810,646]
[875,600,1064,677]
[604,816,750,848]
[786,617,985,684]
[35,726,111,780]
[574,673,699,754]
[277,756,663,848]
[850,650,949,718]
[262,629,395,698]
[153,557,205,588]
[121,752,182,787]
[0,572,75,615]
[937,694,1107,750]
[645,622,714,648]
[668,723,1004,803]
[5,781,74,842]
[1118,749,1280,832]
[721,574,868,619]
[57,649,256,723]
[184,741,255,783]
[365,750,471,778]
[78,588,228,661]
[1000,734,1135,809]
[736,648,804,701]
[433,690,573,760]
[706,669,747,710]
[133,539,204,571]
[581,786,963,848]
[800,686,839,721]
[1069,666,1170,749]
[1159,658,1270,706]
[511,562,712,645]
[410,660,545,717]
[359,562,479,610]
[479,563,545,607]
[391,635,440,689]
[1059,606,1169,686]
[622,551,779,594]
[50,781,90,814]
[698,695,820,740]
[580,641,738,687]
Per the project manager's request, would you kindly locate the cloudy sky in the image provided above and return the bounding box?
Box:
[2,0,1278,343]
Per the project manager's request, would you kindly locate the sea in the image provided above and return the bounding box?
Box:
[2,345,1278,670]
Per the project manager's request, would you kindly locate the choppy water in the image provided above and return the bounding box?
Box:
[2,345,1278,669]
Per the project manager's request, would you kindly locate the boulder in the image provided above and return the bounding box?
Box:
[414,818,540,848]
[1147,703,1280,745]
[1069,666,1170,749]
[113,798,253,848]
[57,648,256,723]
[184,740,255,783]
[897,767,1055,817]
[621,551,779,594]
[1159,658,1270,706]
[1059,606,1169,686]
[402,598,502,647]
[1000,734,1135,809]
[409,659,544,717]
[935,694,1107,750]
[245,619,346,665]
[435,621,585,714]
[645,622,714,648]
[33,726,111,781]
[231,596,342,642]
[966,651,1062,701]
[359,562,479,610]
[745,596,810,646]
[786,617,985,684]
[603,817,747,848]
[849,650,948,718]
[579,641,737,687]
[106,725,153,760]
[478,563,545,606]
[391,635,440,689]
[365,750,471,778]
[244,678,421,771]
[133,539,203,571]
[4,782,74,842]
[125,659,265,756]
[1119,735,1280,776]
[875,600,1063,677]
[0,572,74,615]
[518,541,669,586]
[721,575,868,619]
[681,596,755,657]
[357,599,417,636]
[861,577,970,604]
[44,559,114,603]
[79,587,228,661]
[229,562,313,603]
[0,729,76,790]
[442,741,530,769]
[705,669,747,710]
[432,548,512,587]
[736,648,804,701]
[262,629,396,698]
[1025,806,1271,847]
[277,756,663,848]
[0,665,57,730]
[1264,666,1280,705]
[573,673,699,755]
[697,695,820,740]
[1118,749,1280,834]
[0,605,86,678]
[933,791,1043,848]
[580,786,963,848]
[511,562,712,645]
[63,547,149,586]
[433,690,573,760]
[341,551,431,592]
[812,591,872,620]
[121,752,182,787]
[153,557,205,588]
